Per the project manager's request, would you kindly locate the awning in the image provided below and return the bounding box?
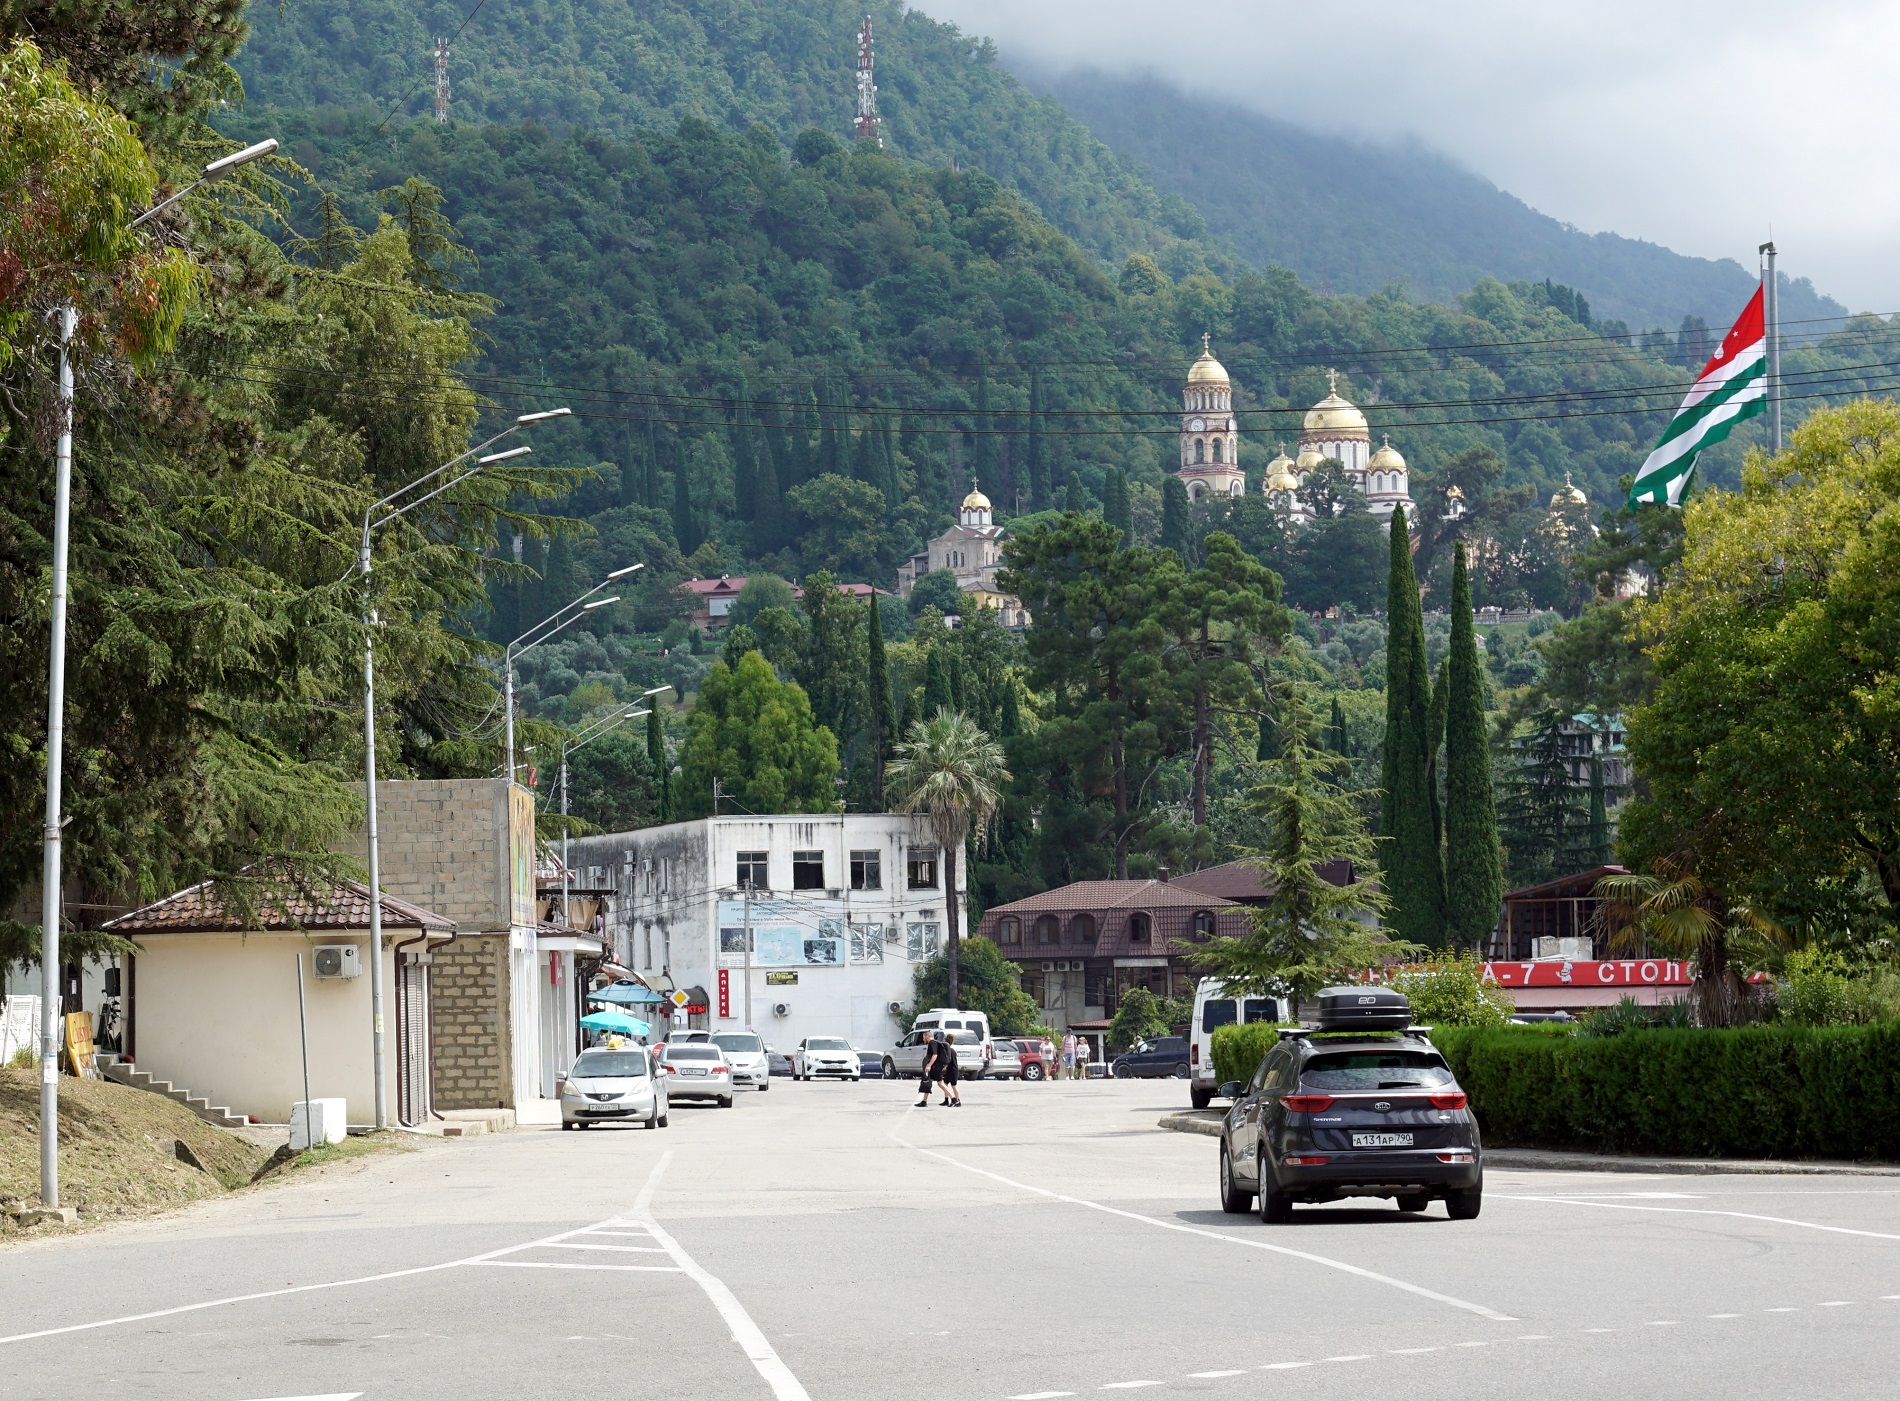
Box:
[590,981,668,1006]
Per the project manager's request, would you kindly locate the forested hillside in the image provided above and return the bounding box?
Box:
[236,0,1228,277]
[1033,69,1848,335]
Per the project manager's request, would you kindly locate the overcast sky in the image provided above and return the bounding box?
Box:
[916,0,1900,312]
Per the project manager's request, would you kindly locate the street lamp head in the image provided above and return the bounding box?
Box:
[607,563,646,580]
[477,446,532,465]
[202,138,279,179]
[515,408,573,425]
[581,595,620,610]
[641,684,673,699]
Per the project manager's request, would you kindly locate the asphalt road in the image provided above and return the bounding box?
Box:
[5,1076,1900,1401]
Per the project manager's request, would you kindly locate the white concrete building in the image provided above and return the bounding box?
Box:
[564,814,962,1051]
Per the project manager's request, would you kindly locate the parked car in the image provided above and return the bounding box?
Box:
[884,1027,984,1080]
[658,1042,736,1107]
[767,1046,795,1078]
[791,1036,861,1080]
[1112,1035,1191,1079]
[711,1030,771,1091]
[560,1047,668,1130]
[1190,978,1293,1109]
[855,1049,884,1078]
[1216,988,1482,1222]
[986,1038,1023,1079]
[1012,1038,1056,1082]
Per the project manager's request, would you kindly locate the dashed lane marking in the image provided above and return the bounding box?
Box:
[1007,1392,1076,1399]
[1498,1194,1900,1242]
[1186,1371,1249,1378]
[477,1260,684,1273]
[893,1109,1516,1323]
[1099,1384,1164,1390]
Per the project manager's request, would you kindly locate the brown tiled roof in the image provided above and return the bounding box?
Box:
[1503,865,1626,901]
[105,867,453,934]
[1171,858,1356,902]
[985,880,1243,915]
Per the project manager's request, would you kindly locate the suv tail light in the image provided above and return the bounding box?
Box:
[1190,1044,1199,1064]
[1280,1094,1335,1113]
[1284,1155,1330,1166]
[1428,1091,1468,1110]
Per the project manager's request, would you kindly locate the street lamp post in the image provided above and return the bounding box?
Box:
[357,408,568,1130]
[39,137,279,1210]
[503,564,644,785]
[558,703,660,926]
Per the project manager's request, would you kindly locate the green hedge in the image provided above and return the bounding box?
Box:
[1428,1022,1900,1160]
[1209,1023,1300,1086]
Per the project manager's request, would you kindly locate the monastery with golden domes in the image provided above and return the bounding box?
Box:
[1178,339,1416,530]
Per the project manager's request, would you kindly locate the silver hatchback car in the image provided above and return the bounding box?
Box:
[560,1047,668,1130]
[985,1038,1023,1079]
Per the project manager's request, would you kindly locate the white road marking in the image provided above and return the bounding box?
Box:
[1009,1393,1076,1399]
[1818,1301,1853,1307]
[1389,1347,1441,1354]
[545,1241,670,1253]
[1500,1195,1900,1242]
[1260,1362,1312,1369]
[1187,1370,1249,1377]
[1325,1354,1372,1361]
[1709,1314,1743,1319]
[1765,1308,1798,1313]
[477,1260,683,1273]
[893,1111,1515,1323]
[631,1152,812,1401]
[1100,1384,1164,1390]
[238,1395,364,1400]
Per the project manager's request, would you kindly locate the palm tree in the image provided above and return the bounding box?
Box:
[887,709,1010,1007]
[1594,855,1785,1027]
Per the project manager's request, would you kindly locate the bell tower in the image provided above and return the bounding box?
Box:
[1175,335,1246,502]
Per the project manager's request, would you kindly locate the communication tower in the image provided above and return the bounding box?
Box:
[854,18,882,147]
[433,38,451,123]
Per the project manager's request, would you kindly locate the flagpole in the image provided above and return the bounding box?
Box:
[1759,240,1781,451]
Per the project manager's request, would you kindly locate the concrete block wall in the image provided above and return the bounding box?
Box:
[430,935,513,1109]
[341,779,517,932]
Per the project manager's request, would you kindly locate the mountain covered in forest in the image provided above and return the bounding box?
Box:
[1028,67,1848,334]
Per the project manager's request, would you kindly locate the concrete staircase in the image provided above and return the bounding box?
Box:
[97,1055,248,1130]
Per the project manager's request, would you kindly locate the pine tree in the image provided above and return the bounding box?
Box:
[866,598,893,807]
[1380,515,1446,945]
[1102,466,1131,541]
[648,701,672,823]
[1498,710,1583,887]
[1160,474,1192,558]
[1443,542,1503,947]
[1065,470,1086,514]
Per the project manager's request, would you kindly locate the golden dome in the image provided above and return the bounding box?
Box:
[1264,444,1299,493]
[1368,435,1406,471]
[1295,445,1325,470]
[1301,368,1369,439]
[1446,483,1466,500]
[1548,471,1587,509]
[962,480,992,511]
[1187,332,1229,386]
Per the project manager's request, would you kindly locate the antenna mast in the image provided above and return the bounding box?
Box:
[854,17,882,147]
[433,38,451,123]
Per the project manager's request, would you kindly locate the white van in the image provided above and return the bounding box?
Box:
[911,1007,993,1076]
[1189,978,1291,1109]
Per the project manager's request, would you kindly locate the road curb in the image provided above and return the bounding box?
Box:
[1156,1110,1900,1174]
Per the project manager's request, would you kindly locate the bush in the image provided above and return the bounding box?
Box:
[1108,988,1169,1051]
[1385,956,1514,1027]
[1426,1021,1900,1160]
[1578,995,1693,1038]
[1209,1022,1293,1087]
[1779,948,1853,1026]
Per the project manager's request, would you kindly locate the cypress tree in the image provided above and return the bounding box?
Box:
[1028,369,1049,511]
[671,443,699,555]
[643,419,662,510]
[1103,466,1131,541]
[648,702,672,823]
[817,380,844,478]
[879,422,902,507]
[1064,470,1085,514]
[1444,542,1503,945]
[1160,474,1192,558]
[866,599,893,807]
[849,417,877,488]
[1329,695,1350,755]
[922,647,955,718]
[1380,514,1445,945]
[1587,752,1610,868]
[731,376,758,522]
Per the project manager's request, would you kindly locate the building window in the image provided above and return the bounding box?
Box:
[1034,914,1059,945]
[996,917,1021,946]
[1128,912,1151,943]
[906,922,940,962]
[736,851,767,890]
[792,851,825,890]
[850,849,882,891]
[850,923,886,963]
[1194,437,1206,464]
[1212,438,1223,463]
[1070,913,1096,944]
[1192,910,1217,940]
[907,850,939,889]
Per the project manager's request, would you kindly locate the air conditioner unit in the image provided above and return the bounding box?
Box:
[1056,960,1073,973]
[1040,961,1056,972]
[772,1001,792,1017]
[312,945,362,979]
[887,1001,904,1016]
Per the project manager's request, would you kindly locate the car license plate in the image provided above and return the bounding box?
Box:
[681,1067,707,1076]
[1352,1132,1414,1148]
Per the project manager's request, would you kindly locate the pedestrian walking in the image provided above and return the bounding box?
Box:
[1061,1031,1077,1081]
[1075,1035,1092,1081]
[942,1032,963,1107]
[916,1031,943,1106]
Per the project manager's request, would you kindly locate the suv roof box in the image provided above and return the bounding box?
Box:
[1314,985,1412,1032]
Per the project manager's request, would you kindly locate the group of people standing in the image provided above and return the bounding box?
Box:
[1059,1031,1095,1080]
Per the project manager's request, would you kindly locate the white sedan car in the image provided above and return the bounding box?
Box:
[791,1035,861,1080]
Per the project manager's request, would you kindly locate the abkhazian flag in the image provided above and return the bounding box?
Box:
[1628,284,1768,507]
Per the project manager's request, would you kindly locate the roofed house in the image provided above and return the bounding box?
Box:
[1489,865,1628,962]
[104,867,455,1128]
[976,876,1253,1033]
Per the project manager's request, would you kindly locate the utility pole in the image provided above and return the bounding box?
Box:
[742,886,754,1029]
[39,304,75,1210]
[1759,240,1782,452]
[433,38,451,123]
[712,776,723,816]
[854,17,882,147]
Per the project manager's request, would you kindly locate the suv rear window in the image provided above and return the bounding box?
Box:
[712,1034,761,1053]
[1300,1050,1453,1090]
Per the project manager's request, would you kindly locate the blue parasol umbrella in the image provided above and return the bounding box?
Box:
[589,981,668,1006]
[580,1009,651,1036]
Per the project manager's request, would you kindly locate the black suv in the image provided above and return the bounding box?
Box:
[1214,989,1482,1222]
[1112,1035,1190,1079]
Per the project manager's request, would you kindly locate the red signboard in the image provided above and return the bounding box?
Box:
[717,969,731,1019]
[1481,959,1695,988]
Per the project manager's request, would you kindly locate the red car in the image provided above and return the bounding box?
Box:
[1011,1038,1057,1082]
